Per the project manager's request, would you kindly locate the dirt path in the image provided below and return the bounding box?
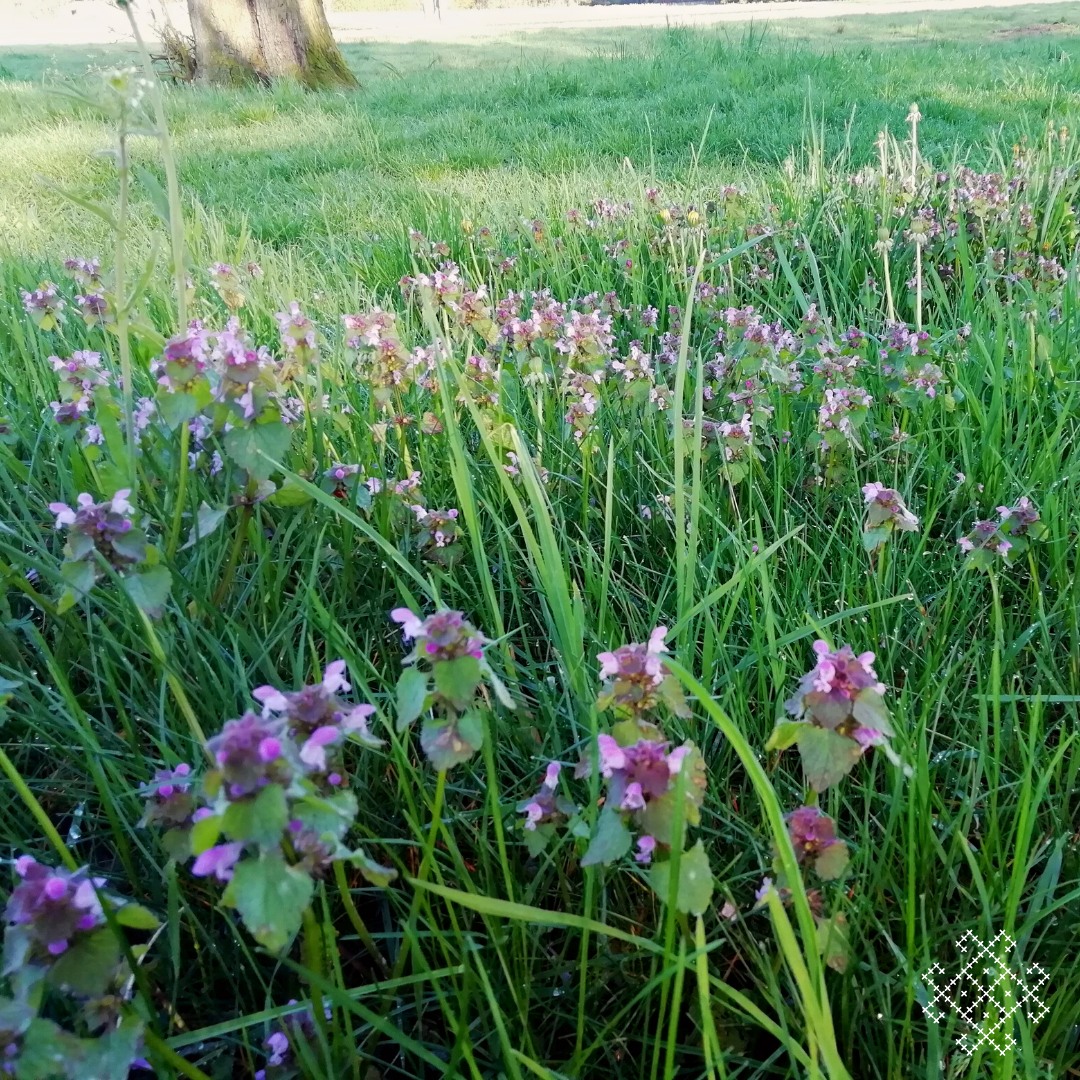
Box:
[1,0,1065,49]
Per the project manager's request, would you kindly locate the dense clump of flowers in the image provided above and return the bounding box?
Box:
[769,639,899,792]
[253,659,381,784]
[275,301,319,378]
[139,661,394,952]
[342,309,414,407]
[5,858,106,960]
[958,497,1046,569]
[21,282,64,331]
[595,625,689,720]
[862,482,919,550]
[391,606,512,771]
[49,490,141,568]
[47,488,172,616]
[785,806,850,881]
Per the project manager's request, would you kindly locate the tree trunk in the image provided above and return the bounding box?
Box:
[187,0,358,90]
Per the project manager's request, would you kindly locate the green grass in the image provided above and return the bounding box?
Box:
[1,7,1079,1080]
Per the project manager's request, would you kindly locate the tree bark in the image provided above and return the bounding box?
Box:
[187,0,358,90]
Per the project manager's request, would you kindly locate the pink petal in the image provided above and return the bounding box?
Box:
[647,626,669,655]
[322,659,350,694]
[252,685,289,712]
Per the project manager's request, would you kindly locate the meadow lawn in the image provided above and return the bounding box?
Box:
[1,5,1079,1079]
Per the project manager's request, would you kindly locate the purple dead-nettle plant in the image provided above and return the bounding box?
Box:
[48,490,172,616]
[517,762,579,858]
[5,858,106,962]
[21,282,65,332]
[391,607,514,771]
[524,626,715,915]
[141,662,394,954]
[958,496,1046,570]
[274,301,320,380]
[861,482,920,551]
[2,855,157,1076]
[767,640,904,792]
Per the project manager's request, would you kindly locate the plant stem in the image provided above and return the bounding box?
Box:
[212,503,252,608]
[167,419,190,560]
[124,2,188,331]
[114,126,136,491]
[332,860,389,976]
[0,746,78,870]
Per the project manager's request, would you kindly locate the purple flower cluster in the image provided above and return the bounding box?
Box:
[253,659,381,783]
[785,640,889,748]
[140,763,196,829]
[49,490,145,570]
[862,482,919,550]
[518,762,573,834]
[21,282,64,330]
[958,497,1044,567]
[391,608,487,663]
[595,626,687,718]
[5,857,105,959]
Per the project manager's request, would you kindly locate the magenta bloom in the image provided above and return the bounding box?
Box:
[517,761,573,833]
[390,608,487,662]
[862,482,919,541]
[634,835,657,865]
[253,660,381,779]
[5,857,105,959]
[206,712,292,798]
[48,489,144,577]
[191,842,244,882]
[786,640,886,727]
[595,626,687,717]
[141,763,196,829]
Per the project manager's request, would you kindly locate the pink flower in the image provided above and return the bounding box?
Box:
[620,782,646,811]
[634,835,656,864]
[596,734,627,777]
[521,801,545,831]
[542,762,561,789]
[192,842,244,882]
[299,726,339,770]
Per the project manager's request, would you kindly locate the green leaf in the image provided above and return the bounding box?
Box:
[47,930,120,997]
[268,479,314,507]
[292,790,359,844]
[222,784,288,847]
[121,564,172,618]
[523,823,553,858]
[59,559,97,608]
[862,526,889,552]
[420,714,479,770]
[395,666,428,731]
[813,841,850,881]
[851,689,894,737]
[347,848,398,887]
[180,503,230,550]
[796,726,863,793]
[135,164,172,226]
[650,839,714,915]
[114,903,161,931]
[223,420,292,479]
[80,1019,145,1080]
[766,719,804,752]
[223,854,313,954]
[580,806,631,867]
[815,911,851,973]
[156,390,199,430]
[433,655,481,709]
[190,813,222,855]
